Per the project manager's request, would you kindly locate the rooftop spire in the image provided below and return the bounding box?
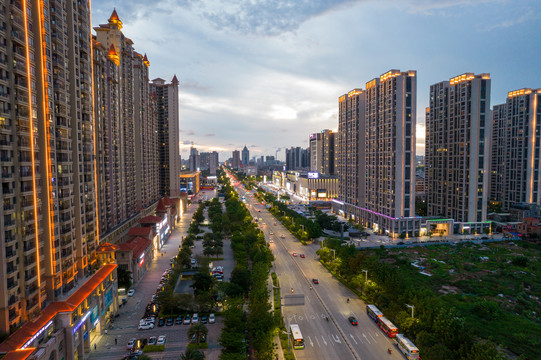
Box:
[108,9,123,28]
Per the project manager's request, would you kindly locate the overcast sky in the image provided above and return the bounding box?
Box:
[92,0,541,161]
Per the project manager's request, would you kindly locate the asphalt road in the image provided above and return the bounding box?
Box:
[235,183,405,360]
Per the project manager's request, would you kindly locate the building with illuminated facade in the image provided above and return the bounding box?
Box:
[333,70,419,237]
[309,129,336,175]
[489,88,541,211]
[426,73,491,222]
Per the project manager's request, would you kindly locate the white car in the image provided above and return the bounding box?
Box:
[183,315,191,325]
[209,314,215,324]
[138,322,154,330]
[127,338,137,350]
[269,231,273,235]
[128,289,135,297]
[156,335,167,346]
[190,258,196,265]
[192,313,199,324]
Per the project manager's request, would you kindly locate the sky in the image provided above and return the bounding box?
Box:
[92,0,541,162]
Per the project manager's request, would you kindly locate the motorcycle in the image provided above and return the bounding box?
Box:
[388,348,392,354]
[291,288,294,293]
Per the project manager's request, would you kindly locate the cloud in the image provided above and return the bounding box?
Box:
[482,10,540,31]
[202,0,359,35]
[205,133,215,137]
[181,129,196,136]
[182,140,192,145]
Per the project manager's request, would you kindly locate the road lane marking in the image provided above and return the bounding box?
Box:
[362,333,371,344]
[369,333,377,342]
[308,336,314,347]
[331,334,341,344]
[315,336,321,347]
[357,335,364,344]
[322,336,327,346]
[350,334,358,344]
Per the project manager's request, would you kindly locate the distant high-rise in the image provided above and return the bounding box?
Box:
[334,70,419,237]
[232,150,241,169]
[286,147,309,171]
[209,151,219,175]
[242,145,250,166]
[490,88,541,211]
[189,146,200,172]
[310,129,336,175]
[426,73,491,222]
[150,76,181,197]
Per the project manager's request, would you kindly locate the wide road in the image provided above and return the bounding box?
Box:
[233,182,405,360]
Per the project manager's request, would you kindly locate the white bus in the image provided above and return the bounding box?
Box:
[366,304,384,322]
[289,324,305,349]
[396,334,420,360]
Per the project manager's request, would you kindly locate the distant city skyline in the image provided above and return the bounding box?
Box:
[92,1,541,161]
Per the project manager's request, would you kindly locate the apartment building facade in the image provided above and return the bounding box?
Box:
[426,73,491,222]
[309,129,336,175]
[490,88,541,211]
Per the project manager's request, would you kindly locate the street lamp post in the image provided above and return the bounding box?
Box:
[330,249,336,260]
[361,269,368,283]
[405,304,415,318]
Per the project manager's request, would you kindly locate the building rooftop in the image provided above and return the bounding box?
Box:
[127,227,153,237]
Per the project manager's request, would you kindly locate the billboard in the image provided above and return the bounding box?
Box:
[307,172,319,179]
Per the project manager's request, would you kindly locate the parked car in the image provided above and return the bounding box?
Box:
[156,335,167,346]
[128,289,135,297]
[148,336,157,346]
[127,338,137,350]
[157,318,165,327]
[190,333,207,343]
[209,313,215,324]
[191,313,199,324]
[183,315,191,325]
[201,315,207,324]
[138,322,154,330]
[166,318,174,326]
[175,315,183,325]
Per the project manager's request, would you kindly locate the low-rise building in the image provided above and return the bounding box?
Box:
[116,237,153,285]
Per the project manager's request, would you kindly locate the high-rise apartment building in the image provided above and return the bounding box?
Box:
[310,129,336,175]
[242,145,249,166]
[426,73,491,222]
[490,88,541,211]
[334,70,419,236]
[337,90,365,211]
[285,147,309,171]
[188,146,200,172]
[232,150,241,169]
[209,151,219,175]
[0,0,98,333]
[150,77,181,197]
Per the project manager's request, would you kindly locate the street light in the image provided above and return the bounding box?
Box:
[405,304,415,319]
[330,249,336,260]
[361,269,368,283]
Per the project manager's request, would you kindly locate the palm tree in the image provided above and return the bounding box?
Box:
[187,323,209,344]
[180,347,205,360]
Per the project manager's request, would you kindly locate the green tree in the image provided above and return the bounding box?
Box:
[192,271,213,296]
[180,347,205,360]
[230,266,251,293]
[187,323,209,344]
[117,267,132,290]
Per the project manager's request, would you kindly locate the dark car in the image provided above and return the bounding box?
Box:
[158,318,165,327]
[166,318,174,326]
[312,278,319,284]
[201,315,207,324]
[348,316,358,326]
[175,316,183,325]
[300,254,305,258]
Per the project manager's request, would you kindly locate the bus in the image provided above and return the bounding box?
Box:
[377,316,399,338]
[366,304,384,322]
[289,324,305,349]
[396,334,420,359]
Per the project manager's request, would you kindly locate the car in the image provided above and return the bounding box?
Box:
[192,313,199,324]
[292,252,297,257]
[269,239,273,243]
[348,316,358,326]
[128,289,135,297]
[157,318,165,327]
[127,338,137,350]
[209,313,215,324]
[300,254,305,258]
[269,231,273,235]
[312,278,319,284]
[183,315,191,325]
[190,333,207,343]
[142,317,156,324]
[148,336,157,346]
[190,258,196,265]
[175,315,183,325]
[201,315,207,324]
[258,210,261,212]
[130,350,143,356]
[138,322,154,330]
[166,318,174,326]
[281,235,286,238]
[156,335,167,346]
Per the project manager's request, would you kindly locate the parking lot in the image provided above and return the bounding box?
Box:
[89,190,224,360]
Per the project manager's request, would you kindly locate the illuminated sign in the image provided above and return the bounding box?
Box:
[308,172,319,179]
[21,320,53,349]
[72,310,91,334]
[139,253,145,267]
